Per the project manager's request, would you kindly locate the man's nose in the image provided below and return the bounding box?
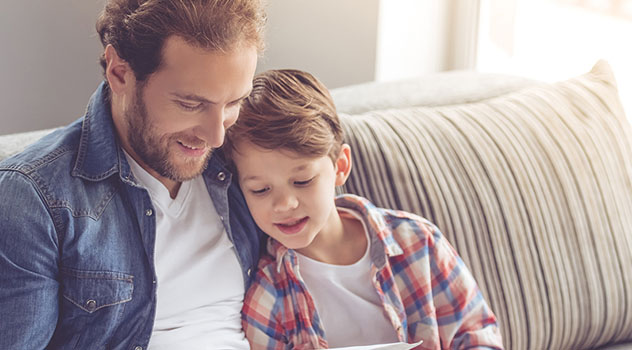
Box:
[273,190,299,213]
[197,107,228,148]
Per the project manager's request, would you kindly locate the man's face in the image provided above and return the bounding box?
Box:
[124,36,258,183]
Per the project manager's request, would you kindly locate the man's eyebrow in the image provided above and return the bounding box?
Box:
[170,92,214,104]
[170,90,252,105]
[233,90,252,103]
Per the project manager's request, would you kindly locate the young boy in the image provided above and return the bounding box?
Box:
[224,69,504,350]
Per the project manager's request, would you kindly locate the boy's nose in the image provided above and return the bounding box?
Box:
[273,191,299,212]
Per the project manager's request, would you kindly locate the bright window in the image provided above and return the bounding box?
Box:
[477,0,632,121]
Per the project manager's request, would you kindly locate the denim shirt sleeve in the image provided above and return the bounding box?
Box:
[0,170,60,349]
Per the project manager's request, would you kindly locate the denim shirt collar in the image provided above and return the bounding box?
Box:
[71,81,123,182]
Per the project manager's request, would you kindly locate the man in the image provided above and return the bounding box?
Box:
[0,0,265,349]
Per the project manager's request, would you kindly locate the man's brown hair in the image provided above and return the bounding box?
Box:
[224,69,343,164]
[96,0,266,81]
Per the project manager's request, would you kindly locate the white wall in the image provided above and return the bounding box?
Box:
[256,0,380,89]
[477,0,632,121]
[1,1,458,134]
[0,0,105,134]
[261,0,472,86]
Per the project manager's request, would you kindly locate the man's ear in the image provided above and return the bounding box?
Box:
[334,144,352,187]
[104,44,134,95]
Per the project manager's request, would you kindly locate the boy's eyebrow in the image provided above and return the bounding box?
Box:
[240,164,310,183]
[292,164,309,172]
[240,174,260,182]
[170,90,252,105]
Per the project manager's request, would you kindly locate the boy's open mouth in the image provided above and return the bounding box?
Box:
[274,217,308,235]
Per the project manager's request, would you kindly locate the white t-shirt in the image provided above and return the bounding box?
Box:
[124,153,249,350]
[296,208,399,348]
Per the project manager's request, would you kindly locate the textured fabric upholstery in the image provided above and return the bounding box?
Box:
[337,60,632,350]
[0,127,59,160]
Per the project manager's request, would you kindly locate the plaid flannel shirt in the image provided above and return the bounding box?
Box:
[242,194,503,350]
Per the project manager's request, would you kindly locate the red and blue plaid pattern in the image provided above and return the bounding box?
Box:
[242,194,503,349]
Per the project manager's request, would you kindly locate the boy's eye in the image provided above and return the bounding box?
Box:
[294,178,314,186]
[251,187,270,195]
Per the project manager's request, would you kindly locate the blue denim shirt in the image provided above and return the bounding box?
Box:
[0,82,262,350]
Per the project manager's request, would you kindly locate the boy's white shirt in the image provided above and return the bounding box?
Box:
[124,152,249,350]
[296,207,400,348]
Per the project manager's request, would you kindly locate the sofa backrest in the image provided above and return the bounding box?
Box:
[0,128,59,161]
[333,60,632,349]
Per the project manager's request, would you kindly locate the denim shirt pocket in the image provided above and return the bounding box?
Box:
[62,268,133,312]
[54,268,134,348]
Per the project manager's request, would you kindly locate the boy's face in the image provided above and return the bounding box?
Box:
[233,141,350,254]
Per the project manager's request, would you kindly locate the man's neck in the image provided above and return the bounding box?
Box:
[123,146,182,199]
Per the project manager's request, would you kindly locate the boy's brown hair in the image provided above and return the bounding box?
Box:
[96,0,266,82]
[224,69,344,163]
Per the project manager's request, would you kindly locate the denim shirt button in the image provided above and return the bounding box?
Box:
[247,268,252,276]
[145,209,153,217]
[217,172,226,182]
[134,347,143,350]
[86,299,97,312]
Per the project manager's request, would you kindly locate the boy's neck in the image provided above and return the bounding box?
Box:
[296,212,367,265]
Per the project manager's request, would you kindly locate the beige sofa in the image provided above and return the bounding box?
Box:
[331,60,632,350]
[1,61,631,349]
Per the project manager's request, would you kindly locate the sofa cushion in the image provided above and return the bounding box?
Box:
[338,60,632,349]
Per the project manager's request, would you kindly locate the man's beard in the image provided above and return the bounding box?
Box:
[125,87,212,182]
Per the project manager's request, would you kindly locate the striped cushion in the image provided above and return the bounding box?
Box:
[339,60,632,350]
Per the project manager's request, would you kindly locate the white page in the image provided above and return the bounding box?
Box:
[328,340,422,350]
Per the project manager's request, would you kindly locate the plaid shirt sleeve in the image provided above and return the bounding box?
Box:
[386,212,503,349]
[241,252,327,350]
[241,255,288,350]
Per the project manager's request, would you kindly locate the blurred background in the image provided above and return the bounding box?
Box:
[1,0,630,134]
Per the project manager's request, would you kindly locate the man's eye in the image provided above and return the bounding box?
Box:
[178,101,202,111]
[294,178,314,186]
[228,99,245,108]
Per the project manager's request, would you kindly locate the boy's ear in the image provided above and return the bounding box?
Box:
[334,144,352,187]
[104,44,135,96]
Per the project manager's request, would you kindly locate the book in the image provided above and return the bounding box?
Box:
[329,340,423,350]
